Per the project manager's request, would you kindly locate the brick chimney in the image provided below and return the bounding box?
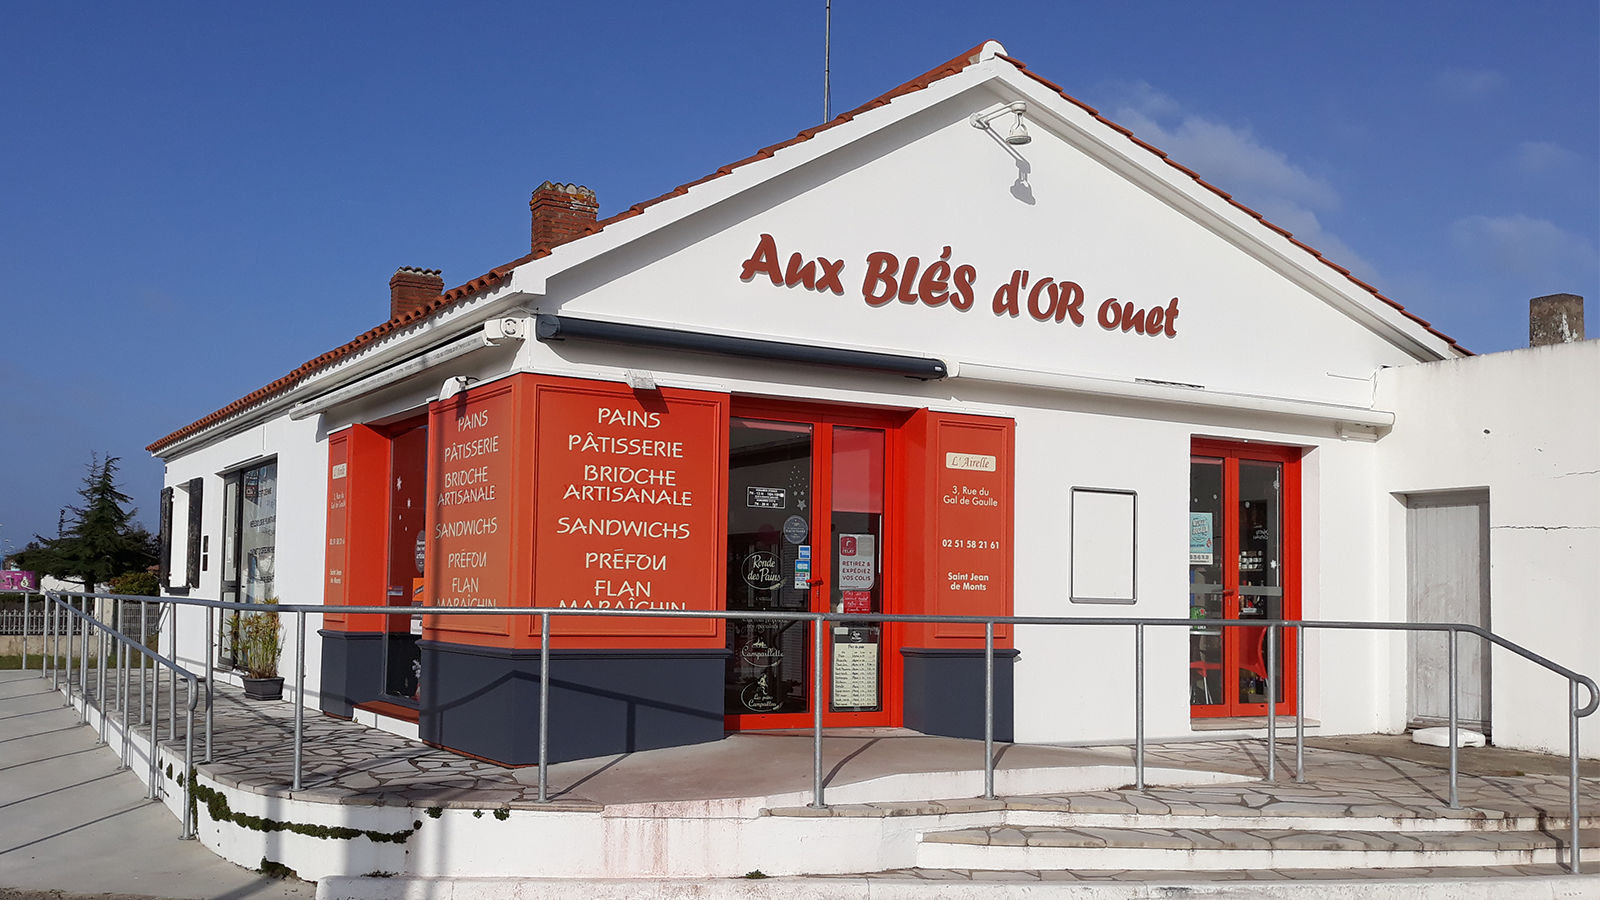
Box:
[389,267,443,320]
[530,182,599,254]
[1529,293,1585,346]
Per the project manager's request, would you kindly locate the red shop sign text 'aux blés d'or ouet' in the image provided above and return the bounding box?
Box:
[740,233,1181,338]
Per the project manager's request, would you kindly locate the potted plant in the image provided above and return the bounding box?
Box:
[224,610,243,668]
[240,597,284,700]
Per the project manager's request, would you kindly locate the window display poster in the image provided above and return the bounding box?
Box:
[838,533,875,590]
[1190,512,1213,565]
[842,591,872,614]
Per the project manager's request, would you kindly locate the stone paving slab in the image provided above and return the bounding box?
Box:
[826,863,1598,880]
[316,871,1600,900]
[920,824,1600,853]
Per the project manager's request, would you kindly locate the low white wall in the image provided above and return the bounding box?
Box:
[1377,339,1600,756]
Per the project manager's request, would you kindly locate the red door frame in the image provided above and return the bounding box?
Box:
[723,398,913,731]
[1191,438,1302,718]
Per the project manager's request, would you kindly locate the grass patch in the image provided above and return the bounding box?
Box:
[192,776,416,844]
[1,654,137,670]
[259,858,298,879]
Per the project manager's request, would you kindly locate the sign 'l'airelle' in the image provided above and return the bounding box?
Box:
[739,233,1181,338]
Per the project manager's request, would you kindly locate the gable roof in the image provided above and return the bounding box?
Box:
[148,41,1466,455]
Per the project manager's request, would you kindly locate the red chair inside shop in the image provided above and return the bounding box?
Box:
[1189,660,1223,706]
[1239,628,1270,694]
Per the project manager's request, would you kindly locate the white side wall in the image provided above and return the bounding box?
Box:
[1376,339,1600,756]
[159,414,329,708]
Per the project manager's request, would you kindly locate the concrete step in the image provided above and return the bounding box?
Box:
[917,824,1600,871]
[768,791,1600,834]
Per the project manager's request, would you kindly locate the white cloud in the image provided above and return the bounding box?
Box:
[1433,67,1506,99]
[1100,81,1374,277]
[1450,214,1597,282]
[1513,141,1584,174]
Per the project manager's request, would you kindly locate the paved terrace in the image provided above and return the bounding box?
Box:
[16,667,1600,889]
[148,675,1596,818]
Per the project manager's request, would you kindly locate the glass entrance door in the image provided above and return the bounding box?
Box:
[1190,441,1299,718]
[724,413,892,729]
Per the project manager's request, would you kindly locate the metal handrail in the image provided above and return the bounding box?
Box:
[38,592,199,839]
[31,590,1598,873]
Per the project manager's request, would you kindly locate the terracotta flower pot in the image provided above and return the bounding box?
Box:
[242,676,284,701]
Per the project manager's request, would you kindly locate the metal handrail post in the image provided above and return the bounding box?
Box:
[205,606,214,763]
[1295,622,1305,783]
[139,602,148,726]
[1569,678,1581,875]
[1266,623,1277,783]
[21,592,28,673]
[49,597,59,690]
[167,602,176,741]
[810,613,825,809]
[292,610,305,792]
[984,620,996,800]
[1448,628,1459,809]
[118,602,130,770]
[115,601,125,715]
[181,683,195,840]
[98,614,110,744]
[79,598,89,721]
[1134,622,1145,791]
[62,598,70,690]
[147,640,159,800]
[538,612,550,804]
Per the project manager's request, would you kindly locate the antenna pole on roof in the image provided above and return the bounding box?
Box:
[823,0,832,122]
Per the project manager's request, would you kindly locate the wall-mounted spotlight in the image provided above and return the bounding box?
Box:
[971,101,1032,146]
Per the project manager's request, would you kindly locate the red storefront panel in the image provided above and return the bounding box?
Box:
[531,379,726,643]
[901,410,1014,648]
[418,373,729,650]
[426,383,520,640]
[324,424,393,633]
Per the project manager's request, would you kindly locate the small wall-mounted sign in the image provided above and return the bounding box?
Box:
[747,486,786,509]
[946,452,996,472]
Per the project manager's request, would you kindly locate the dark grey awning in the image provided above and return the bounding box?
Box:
[534,314,947,381]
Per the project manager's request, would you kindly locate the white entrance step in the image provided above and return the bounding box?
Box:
[918,823,1600,871]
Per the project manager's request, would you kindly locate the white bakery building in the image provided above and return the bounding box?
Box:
[147,41,1597,765]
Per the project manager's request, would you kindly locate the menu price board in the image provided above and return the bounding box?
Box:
[831,628,880,710]
[428,385,517,634]
[933,420,1011,636]
[534,383,724,637]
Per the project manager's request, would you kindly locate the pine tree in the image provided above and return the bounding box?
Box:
[11,455,157,592]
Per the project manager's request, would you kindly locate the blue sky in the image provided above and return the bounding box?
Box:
[1,1,1595,551]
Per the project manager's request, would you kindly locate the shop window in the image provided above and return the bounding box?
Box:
[218,460,277,668]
